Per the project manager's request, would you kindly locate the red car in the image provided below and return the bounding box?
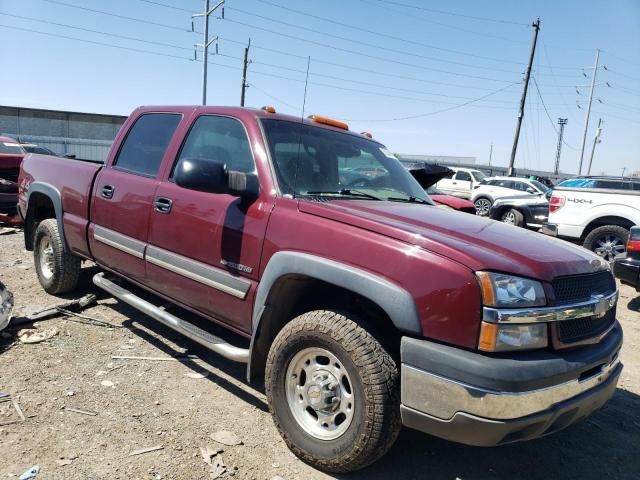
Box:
[19,106,622,472]
[0,136,25,225]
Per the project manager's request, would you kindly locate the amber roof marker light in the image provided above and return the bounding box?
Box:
[360,131,373,138]
[261,105,276,113]
[308,115,349,131]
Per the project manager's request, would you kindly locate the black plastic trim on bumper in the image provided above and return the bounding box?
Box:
[401,324,622,393]
[401,361,622,446]
[614,256,640,290]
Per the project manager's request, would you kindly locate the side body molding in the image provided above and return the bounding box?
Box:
[26,182,67,250]
[248,251,422,381]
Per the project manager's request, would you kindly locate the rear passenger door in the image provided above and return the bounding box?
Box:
[90,112,182,284]
[145,114,271,334]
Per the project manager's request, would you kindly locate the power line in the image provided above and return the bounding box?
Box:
[222,17,519,83]
[225,6,524,76]
[337,82,520,122]
[41,0,194,32]
[138,0,194,13]
[247,82,300,110]
[249,0,528,66]
[0,22,195,61]
[532,77,579,150]
[367,0,529,26]
[0,12,192,51]
[218,36,515,92]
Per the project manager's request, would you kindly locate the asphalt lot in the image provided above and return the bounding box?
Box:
[1,230,639,480]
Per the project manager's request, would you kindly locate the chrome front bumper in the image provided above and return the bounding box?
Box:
[400,326,623,446]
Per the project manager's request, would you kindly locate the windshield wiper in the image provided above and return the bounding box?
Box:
[387,196,430,204]
[303,189,382,201]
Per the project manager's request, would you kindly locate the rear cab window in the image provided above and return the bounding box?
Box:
[113,113,182,177]
[0,142,26,154]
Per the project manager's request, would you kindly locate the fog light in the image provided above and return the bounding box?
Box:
[478,321,548,352]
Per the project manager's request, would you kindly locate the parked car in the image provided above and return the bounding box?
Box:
[21,144,59,156]
[435,167,487,199]
[472,176,549,216]
[489,190,551,229]
[19,105,623,472]
[542,181,640,262]
[557,176,640,191]
[401,161,475,213]
[614,226,640,291]
[0,136,25,224]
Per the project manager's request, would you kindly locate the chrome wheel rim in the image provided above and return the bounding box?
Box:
[39,237,55,280]
[502,211,516,225]
[593,234,626,262]
[475,199,491,216]
[285,347,355,440]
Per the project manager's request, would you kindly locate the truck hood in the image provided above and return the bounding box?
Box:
[430,194,475,210]
[299,200,607,281]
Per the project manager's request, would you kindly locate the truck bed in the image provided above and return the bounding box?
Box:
[20,153,103,257]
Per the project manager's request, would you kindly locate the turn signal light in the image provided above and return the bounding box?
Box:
[549,194,565,213]
[308,115,349,131]
[627,239,640,252]
[261,105,276,113]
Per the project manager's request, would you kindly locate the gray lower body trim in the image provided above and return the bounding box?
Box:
[93,225,146,259]
[146,245,250,300]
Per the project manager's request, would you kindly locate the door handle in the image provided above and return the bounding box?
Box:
[154,197,173,214]
[452,181,458,185]
[101,185,114,199]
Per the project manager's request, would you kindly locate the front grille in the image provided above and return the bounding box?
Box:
[556,308,616,344]
[0,168,19,183]
[552,271,616,305]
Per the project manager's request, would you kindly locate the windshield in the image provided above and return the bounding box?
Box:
[558,178,596,188]
[0,141,25,155]
[530,180,549,192]
[261,119,432,203]
[471,170,487,182]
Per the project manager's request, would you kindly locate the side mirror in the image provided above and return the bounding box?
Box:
[63,154,76,159]
[174,157,259,198]
[526,187,535,194]
[545,190,553,199]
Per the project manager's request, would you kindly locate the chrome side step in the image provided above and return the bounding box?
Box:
[93,272,249,363]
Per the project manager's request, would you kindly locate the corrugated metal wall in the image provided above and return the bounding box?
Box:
[0,106,126,162]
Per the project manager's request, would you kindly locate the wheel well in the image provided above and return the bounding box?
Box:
[249,275,401,381]
[24,192,56,251]
[581,216,634,240]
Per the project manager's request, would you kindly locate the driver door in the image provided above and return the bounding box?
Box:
[451,170,472,198]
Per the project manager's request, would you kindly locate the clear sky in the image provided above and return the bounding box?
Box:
[1,0,639,175]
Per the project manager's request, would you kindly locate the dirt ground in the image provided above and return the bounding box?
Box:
[0,230,639,480]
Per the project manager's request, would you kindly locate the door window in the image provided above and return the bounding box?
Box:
[455,171,472,181]
[494,180,513,189]
[172,115,255,178]
[113,113,182,177]
[512,182,529,192]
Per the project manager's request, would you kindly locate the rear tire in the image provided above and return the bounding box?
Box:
[265,310,401,473]
[474,197,492,216]
[34,219,81,295]
[583,225,629,262]
[501,208,525,227]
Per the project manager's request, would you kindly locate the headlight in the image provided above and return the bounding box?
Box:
[476,272,546,308]
[478,322,548,352]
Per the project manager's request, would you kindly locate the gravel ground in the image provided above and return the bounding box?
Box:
[0,230,639,480]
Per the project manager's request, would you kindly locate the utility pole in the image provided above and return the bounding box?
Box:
[507,18,540,177]
[240,38,251,106]
[622,167,627,177]
[193,0,224,105]
[488,142,493,166]
[587,118,603,175]
[554,118,568,175]
[578,48,600,175]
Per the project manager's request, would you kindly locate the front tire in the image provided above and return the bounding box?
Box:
[265,310,401,473]
[474,197,492,216]
[583,225,629,262]
[34,218,81,295]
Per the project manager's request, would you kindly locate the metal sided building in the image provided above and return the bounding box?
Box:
[0,105,127,162]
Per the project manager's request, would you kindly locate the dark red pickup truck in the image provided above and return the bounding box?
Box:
[18,106,623,472]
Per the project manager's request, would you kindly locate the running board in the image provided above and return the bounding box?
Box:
[93,272,249,363]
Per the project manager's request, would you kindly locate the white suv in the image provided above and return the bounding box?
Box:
[472,177,549,216]
[435,167,488,199]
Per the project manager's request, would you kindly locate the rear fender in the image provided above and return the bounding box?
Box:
[25,182,67,251]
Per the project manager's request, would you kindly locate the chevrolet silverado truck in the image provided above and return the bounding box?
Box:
[542,181,640,262]
[18,106,623,473]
